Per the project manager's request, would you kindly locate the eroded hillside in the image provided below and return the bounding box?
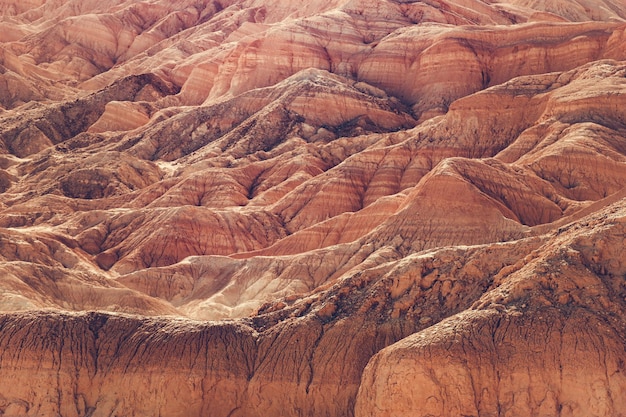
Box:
[0,0,625,416]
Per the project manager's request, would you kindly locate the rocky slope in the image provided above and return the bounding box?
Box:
[0,0,626,416]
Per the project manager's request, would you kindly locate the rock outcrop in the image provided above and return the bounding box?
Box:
[356,198,626,417]
[1,0,626,416]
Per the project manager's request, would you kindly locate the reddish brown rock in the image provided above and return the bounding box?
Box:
[356,199,626,417]
[87,101,151,133]
[0,0,625,416]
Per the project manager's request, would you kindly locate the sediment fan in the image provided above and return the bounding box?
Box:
[0,0,625,416]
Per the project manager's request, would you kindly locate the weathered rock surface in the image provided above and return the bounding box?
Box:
[1,0,626,416]
[356,199,626,417]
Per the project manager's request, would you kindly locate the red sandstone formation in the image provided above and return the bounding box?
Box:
[0,0,625,416]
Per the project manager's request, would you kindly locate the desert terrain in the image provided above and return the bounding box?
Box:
[0,0,626,416]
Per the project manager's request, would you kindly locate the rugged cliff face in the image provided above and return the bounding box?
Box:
[1,0,626,416]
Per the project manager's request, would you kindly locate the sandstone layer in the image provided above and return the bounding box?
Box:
[0,0,626,416]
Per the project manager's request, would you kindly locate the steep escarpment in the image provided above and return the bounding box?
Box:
[0,234,541,417]
[356,198,626,417]
[0,312,257,417]
[2,199,625,417]
[1,0,626,416]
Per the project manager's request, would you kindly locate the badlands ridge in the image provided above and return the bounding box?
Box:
[0,0,626,416]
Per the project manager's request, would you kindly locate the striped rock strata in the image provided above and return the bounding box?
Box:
[0,0,626,416]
